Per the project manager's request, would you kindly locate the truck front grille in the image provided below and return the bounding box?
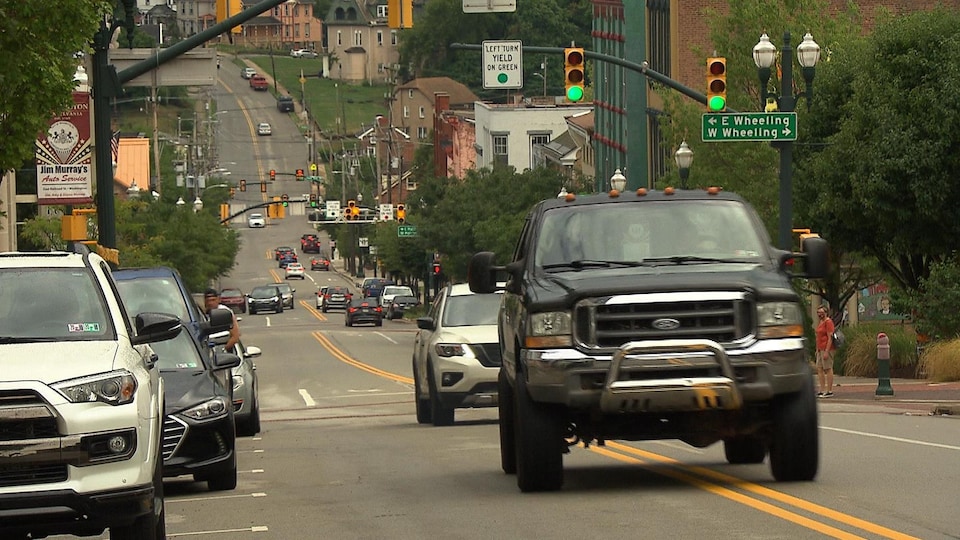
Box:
[0,390,59,441]
[575,292,750,350]
[0,463,68,487]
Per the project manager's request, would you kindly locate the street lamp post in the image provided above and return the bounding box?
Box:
[609,168,627,192]
[753,31,820,250]
[193,196,204,213]
[675,141,693,189]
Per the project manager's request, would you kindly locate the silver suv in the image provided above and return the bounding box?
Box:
[0,250,181,539]
[412,283,503,426]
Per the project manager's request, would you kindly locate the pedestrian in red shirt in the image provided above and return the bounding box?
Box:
[815,306,835,397]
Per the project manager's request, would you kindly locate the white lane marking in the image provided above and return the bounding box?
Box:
[330,391,411,399]
[168,525,269,536]
[167,492,267,503]
[299,388,316,406]
[823,426,960,451]
[375,331,398,344]
[265,316,272,327]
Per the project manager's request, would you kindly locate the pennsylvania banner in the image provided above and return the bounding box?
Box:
[35,92,94,205]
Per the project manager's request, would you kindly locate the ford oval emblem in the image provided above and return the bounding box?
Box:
[652,318,681,331]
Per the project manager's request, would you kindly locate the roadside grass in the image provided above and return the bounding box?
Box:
[919,341,960,382]
[840,323,920,377]
[242,55,389,136]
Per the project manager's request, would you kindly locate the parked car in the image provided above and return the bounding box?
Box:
[385,295,420,320]
[240,67,256,79]
[345,297,384,327]
[275,246,295,260]
[311,256,331,271]
[0,249,177,539]
[247,285,283,314]
[321,285,352,312]
[231,340,261,436]
[290,48,318,58]
[413,283,504,426]
[285,262,306,279]
[248,212,265,228]
[257,122,272,136]
[359,277,394,298]
[219,287,247,314]
[151,319,239,491]
[277,95,294,112]
[380,284,415,307]
[275,283,295,309]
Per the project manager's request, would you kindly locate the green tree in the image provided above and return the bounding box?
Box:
[795,7,960,299]
[0,1,112,173]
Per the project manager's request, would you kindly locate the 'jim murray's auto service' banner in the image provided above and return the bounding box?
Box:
[35,91,94,205]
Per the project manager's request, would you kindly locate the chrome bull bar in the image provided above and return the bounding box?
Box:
[599,339,743,413]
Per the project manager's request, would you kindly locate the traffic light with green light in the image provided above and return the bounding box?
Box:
[564,47,585,103]
[706,57,727,112]
[396,204,405,224]
[309,194,318,208]
[281,193,289,207]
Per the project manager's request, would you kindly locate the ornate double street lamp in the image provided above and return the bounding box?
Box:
[753,32,820,249]
[609,168,627,192]
[675,141,693,189]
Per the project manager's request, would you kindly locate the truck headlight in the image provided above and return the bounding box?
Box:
[756,301,804,339]
[526,312,572,348]
[54,370,137,405]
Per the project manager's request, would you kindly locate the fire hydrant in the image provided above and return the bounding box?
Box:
[876,332,894,396]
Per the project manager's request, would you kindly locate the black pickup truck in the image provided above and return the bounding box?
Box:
[468,187,829,492]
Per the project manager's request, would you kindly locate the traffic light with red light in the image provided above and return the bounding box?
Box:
[396,204,405,224]
[239,179,247,192]
[295,168,304,181]
[564,47,585,103]
[706,57,727,112]
[281,193,289,207]
[432,262,441,275]
[269,169,276,181]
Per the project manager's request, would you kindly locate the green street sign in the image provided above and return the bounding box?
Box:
[701,112,797,142]
[397,225,418,238]
[307,176,322,182]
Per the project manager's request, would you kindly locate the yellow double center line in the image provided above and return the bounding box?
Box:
[311,330,413,385]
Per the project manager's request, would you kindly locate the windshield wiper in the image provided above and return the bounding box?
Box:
[0,336,61,344]
[541,260,654,271]
[642,255,737,265]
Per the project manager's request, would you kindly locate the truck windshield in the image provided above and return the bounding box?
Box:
[534,200,767,270]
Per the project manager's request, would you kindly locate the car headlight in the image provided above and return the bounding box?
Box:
[181,397,229,421]
[54,370,138,405]
[756,301,804,339]
[525,312,572,348]
[435,343,475,358]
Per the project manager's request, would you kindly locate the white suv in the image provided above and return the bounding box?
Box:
[412,283,503,426]
[0,250,182,539]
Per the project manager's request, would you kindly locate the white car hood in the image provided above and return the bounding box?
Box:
[435,324,499,345]
[0,341,121,384]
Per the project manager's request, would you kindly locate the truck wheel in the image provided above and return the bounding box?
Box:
[769,375,819,481]
[515,371,563,492]
[111,443,165,539]
[723,437,766,464]
[428,366,454,426]
[413,361,432,424]
[498,368,517,474]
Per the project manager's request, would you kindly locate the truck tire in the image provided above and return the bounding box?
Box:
[428,367,455,426]
[723,437,766,464]
[769,375,819,481]
[413,362,432,424]
[515,372,563,492]
[498,368,517,474]
[111,446,165,539]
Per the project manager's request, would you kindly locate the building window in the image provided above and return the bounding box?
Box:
[337,31,342,46]
[418,126,428,139]
[354,31,362,46]
[305,24,310,38]
[403,106,409,118]
[529,133,550,169]
[408,89,414,99]
[377,31,383,46]
[391,31,398,45]
[377,4,388,17]
[418,107,425,119]
[493,134,508,165]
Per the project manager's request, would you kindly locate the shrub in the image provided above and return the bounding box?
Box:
[839,323,918,377]
[918,341,960,382]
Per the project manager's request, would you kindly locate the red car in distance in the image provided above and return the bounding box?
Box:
[310,256,331,271]
[219,288,247,314]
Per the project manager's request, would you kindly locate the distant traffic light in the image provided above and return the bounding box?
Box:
[239,179,247,192]
[432,262,441,275]
[260,180,267,193]
[309,194,318,208]
[269,169,276,181]
[396,203,405,224]
[564,47,585,103]
[281,193,289,207]
[706,57,727,112]
[345,199,358,221]
[229,187,236,198]
[295,168,304,181]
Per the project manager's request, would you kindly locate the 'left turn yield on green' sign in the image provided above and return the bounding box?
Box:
[483,40,522,90]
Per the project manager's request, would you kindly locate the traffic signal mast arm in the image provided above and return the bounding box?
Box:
[219,200,297,224]
[449,43,738,113]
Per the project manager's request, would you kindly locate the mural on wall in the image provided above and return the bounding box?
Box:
[858,282,904,321]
